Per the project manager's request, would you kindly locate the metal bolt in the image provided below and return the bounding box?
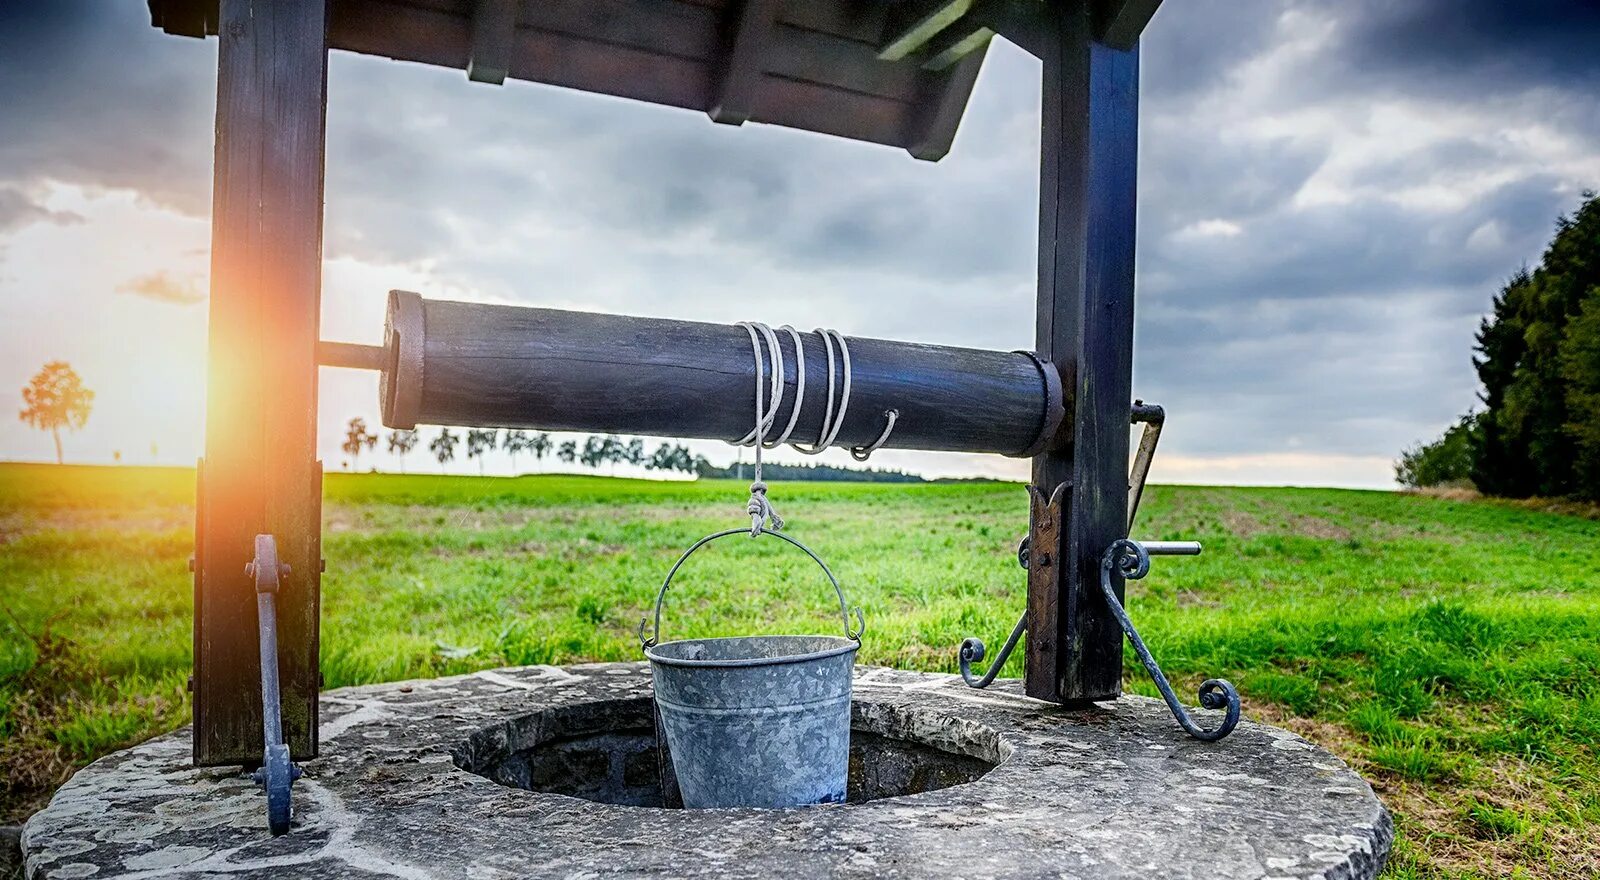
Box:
[187,556,195,572]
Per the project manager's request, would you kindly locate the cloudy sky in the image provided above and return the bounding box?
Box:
[1,1,1596,487]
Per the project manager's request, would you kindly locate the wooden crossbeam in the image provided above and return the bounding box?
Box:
[1095,0,1162,50]
[878,0,974,61]
[467,0,516,85]
[709,0,783,125]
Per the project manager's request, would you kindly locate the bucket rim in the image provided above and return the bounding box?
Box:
[644,634,860,669]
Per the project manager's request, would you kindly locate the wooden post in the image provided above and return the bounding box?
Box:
[1026,3,1140,703]
[194,0,328,765]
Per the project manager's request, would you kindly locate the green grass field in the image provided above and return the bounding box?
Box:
[2,463,1598,878]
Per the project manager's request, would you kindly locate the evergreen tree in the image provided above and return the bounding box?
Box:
[1470,193,1600,500]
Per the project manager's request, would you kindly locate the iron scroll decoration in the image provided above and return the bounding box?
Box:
[959,537,1240,742]
[1102,539,1241,742]
[640,527,866,649]
[955,401,1241,742]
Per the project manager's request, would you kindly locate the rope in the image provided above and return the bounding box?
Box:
[735,322,785,536]
[790,328,850,454]
[731,321,903,534]
[851,408,898,461]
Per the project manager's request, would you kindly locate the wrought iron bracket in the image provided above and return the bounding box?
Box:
[1101,538,1240,741]
[960,400,1167,690]
[958,482,1063,687]
[246,534,303,835]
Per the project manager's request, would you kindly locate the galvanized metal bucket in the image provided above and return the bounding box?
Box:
[640,528,865,809]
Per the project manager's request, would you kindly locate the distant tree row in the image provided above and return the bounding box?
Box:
[1398,192,1600,501]
[342,418,703,476]
[693,460,925,483]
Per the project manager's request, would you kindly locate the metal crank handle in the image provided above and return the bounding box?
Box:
[1140,541,1201,556]
[248,534,303,835]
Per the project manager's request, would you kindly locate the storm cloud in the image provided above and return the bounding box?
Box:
[1,0,1597,483]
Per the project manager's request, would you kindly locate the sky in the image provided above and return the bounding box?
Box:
[1,1,1597,488]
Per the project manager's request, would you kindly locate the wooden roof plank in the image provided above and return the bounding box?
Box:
[709,0,784,125]
[150,0,999,161]
[768,24,923,100]
[776,2,887,44]
[753,75,911,148]
[507,25,714,112]
[513,0,722,64]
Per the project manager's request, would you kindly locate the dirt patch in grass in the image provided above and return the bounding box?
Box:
[0,618,185,824]
[1244,700,1369,759]
[1243,701,1600,880]
[0,507,191,540]
[1375,761,1600,880]
[1217,506,1268,536]
[1409,487,1600,521]
[2,622,88,824]
[323,501,721,534]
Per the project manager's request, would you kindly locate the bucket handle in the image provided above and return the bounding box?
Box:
[639,528,865,648]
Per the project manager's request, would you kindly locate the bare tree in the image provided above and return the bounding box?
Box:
[429,428,459,471]
[466,428,499,476]
[387,429,419,473]
[647,442,699,476]
[530,432,552,463]
[503,430,532,472]
[342,417,378,472]
[19,361,93,464]
[580,435,607,470]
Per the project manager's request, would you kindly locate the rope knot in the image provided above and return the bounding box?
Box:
[747,481,783,535]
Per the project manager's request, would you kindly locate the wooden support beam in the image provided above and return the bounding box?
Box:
[1026,3,1140,704]
[196,0,328,766]
[709,0,783,125]
[970,0,1051,58]
[906,41,988,160]
[1095,0,1162,51]
[467,0,516,85]
[878,0,973,62]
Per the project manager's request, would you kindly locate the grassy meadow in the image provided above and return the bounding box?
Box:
[2,463,1599,878]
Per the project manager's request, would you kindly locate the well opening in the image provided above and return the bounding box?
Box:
[453,697,1009,808]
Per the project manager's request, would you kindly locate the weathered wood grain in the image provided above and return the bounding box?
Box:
[195,0,327,766]
[1027,4,1141,704]
[380,293,1060,458]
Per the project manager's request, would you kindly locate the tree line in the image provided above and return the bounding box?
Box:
[1398,192,1600,501]
[341,418,704,476]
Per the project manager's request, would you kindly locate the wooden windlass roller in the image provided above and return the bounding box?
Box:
[322,290,1065,459]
